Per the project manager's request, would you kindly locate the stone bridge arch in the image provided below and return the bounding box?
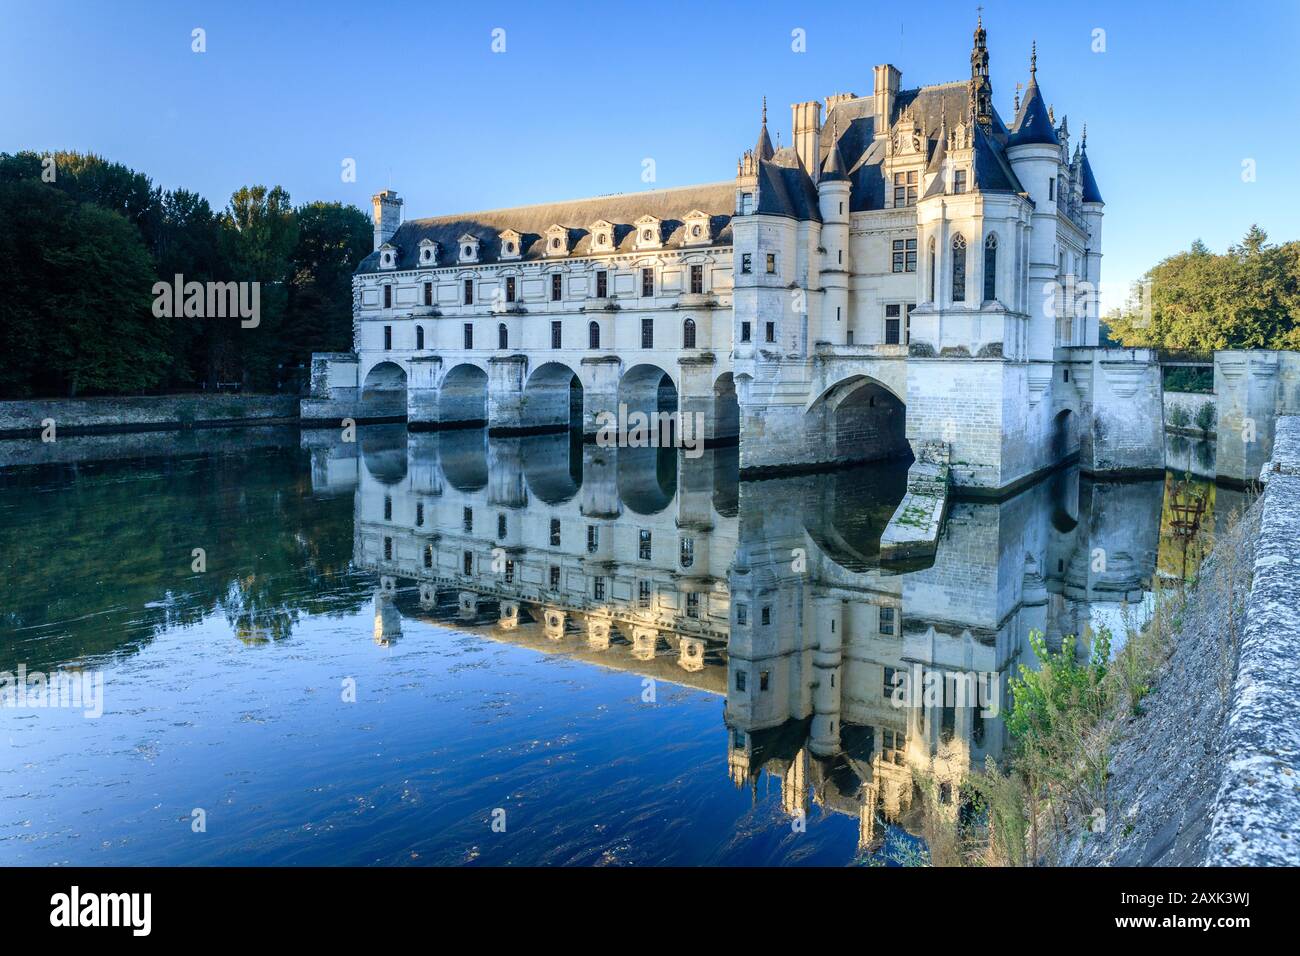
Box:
[805,375,911,468]
[439,363,489,427]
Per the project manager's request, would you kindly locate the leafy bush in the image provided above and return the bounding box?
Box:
[1167,403,1191,429]
[1195,401,1216,434]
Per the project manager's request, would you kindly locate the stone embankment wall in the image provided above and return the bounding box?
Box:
[0,394,298,439]
[1207,415,1300,865]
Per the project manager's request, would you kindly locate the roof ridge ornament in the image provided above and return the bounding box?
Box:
[1030,40,1037,79]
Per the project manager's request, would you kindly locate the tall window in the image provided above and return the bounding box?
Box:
[682,318,696,349]
[595,270,608,298]
[423,282,432,306]
[765,253,776,274]
[891,238,917,273]
[951,234,967,302]
[983,234,998,302]
[497,513,507,538]
[586,525,598,553]
[415,325,424,350]
[740,192,754,214]
[641,268,654,297]
[741,253,752,274]
[740,321,752,342]
[641,318,654,349]
[639,529,652,560]
[463,323,474,349]
[383,325,392,350]
[383,285,392,309]
[551,273,562,301]
[893,169,918,206]
[765,321,775,343]
[885,304,902,345]
[588,321,600,349]
[690,264,703,294]
[551,320,562,349]
[637,580,652,608]
[463,279,473,305]
[680,537,695,568]
[497,323,507,350]
[593,576,606,600]
[462,507,473,532]
[549,518,561,547]
[953,169,967,194]
[928,237,937,300]
[505,276,516,302]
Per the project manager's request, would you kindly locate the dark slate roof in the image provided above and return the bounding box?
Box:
[1080,147,1103,204]
[756,156,822,221]
[1006,78,1058,147]
[818,83,1021,210]
[821,134,847,181]
[357,182,735,274]
[972,122,1026,193]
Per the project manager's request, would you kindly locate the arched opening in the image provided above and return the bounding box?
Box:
[523,362,583,433]
[713,372,740,444]
[682,317,697,349]
[362,361,408,417]
[1051,409,1075,462]
[439,364,488,427]
[359,426,409,486]
[588,320,601,349]
[415,325,425,350]
[363,361,407,398]
[806,376,910,467]
[618,364,678,448]
[497,323,508,350]
[803,462,913,571]
[951,233,967,303]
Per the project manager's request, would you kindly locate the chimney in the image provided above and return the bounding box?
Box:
[372,190,403,252]
[872,64,901,137]
[791,100,823,182]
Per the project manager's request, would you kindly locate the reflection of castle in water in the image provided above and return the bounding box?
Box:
[308,425,1160,850]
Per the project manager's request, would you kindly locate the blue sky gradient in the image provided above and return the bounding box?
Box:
[3,0,1297,305]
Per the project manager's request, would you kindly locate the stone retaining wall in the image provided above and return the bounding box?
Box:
[0,394,298,438]
[1207,415,1300,865]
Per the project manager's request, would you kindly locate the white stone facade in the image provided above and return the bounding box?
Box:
[303,20,1161,493]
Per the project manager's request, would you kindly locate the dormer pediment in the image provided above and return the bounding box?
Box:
[634,215,662,250]
[588,219,616,254]
[498,229,523,260]
[544,223,570,256]
[458,233,481,264]
[683,210,712,245]
[416,237,438,266]
[378,242,398,270]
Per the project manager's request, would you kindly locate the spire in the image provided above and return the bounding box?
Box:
[969,10,992,126]
[1007,40,1057,147]
[1079,125,1103,204]
[820,118,847,181]
[755,96,774,162]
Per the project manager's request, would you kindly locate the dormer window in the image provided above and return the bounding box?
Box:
[545,224,569,257]
[378,242,397,270]
[588,220,615,254]
[458,233,480,264]
[953,169,968,195]
[417,238,437,266]
[498,229,522,261]
[683,210,711,246]
[634,216,662,250]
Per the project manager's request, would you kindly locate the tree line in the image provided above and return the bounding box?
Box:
[0,151,372,398]
[1104,225,1300,353]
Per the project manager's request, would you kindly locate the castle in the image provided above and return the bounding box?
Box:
[303,18,1164,492]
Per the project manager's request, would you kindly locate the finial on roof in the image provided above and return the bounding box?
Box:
[977,5,983,29]
[1048,104,1055,124]
[1081,123,1088,148]
[1014,82,1022,111]
[1030,40,1037,78]
[762,96,767,125]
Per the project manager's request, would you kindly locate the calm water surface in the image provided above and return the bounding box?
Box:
[0,426,1231,865]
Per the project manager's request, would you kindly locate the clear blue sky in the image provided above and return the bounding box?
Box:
[3,0,1297,307]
